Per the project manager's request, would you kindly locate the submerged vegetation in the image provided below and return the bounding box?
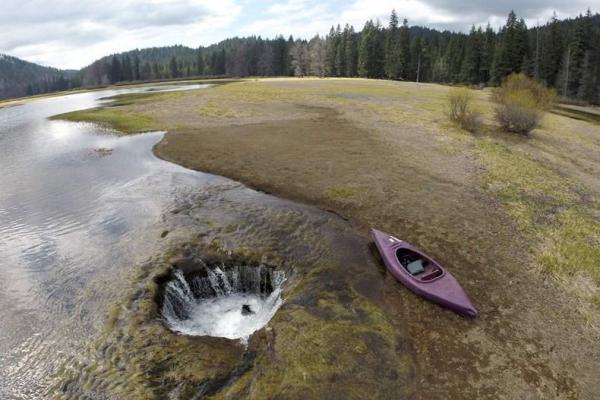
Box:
[55,200,416,398]
[51,108,155,134]
[50,91,184,133]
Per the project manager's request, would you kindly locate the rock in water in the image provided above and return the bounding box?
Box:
[241,304,254,315]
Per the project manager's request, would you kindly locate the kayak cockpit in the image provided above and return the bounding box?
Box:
[396,248,444,282]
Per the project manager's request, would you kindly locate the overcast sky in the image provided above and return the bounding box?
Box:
[1,0,597,70]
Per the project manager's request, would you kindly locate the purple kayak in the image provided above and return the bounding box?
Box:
[371,228,477,317]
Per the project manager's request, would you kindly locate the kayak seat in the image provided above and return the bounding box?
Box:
[406,259,425,275]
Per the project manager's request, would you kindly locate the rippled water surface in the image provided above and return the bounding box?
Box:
[0,85,216,399]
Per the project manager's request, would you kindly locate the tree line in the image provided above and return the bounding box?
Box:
[0,54,78,100]
[284,9,600,103]
[5,9,600,104]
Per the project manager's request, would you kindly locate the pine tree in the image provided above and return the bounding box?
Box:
[593,25,600,103]
[218,49,226,75]
[272,36,287,76]
[480,24,495,83]
[541,12,564,87]
[460,26,482,83]
[133,55,141,81]
[110,56,122,83]
[357,21,372,77]
[286,36,295,76]
[491,11,529,83]
[410,36,423,81]
[197,48,205,75]
[122,55,132,81]
[569,10,594,97]
[335,25,346,76]
[398,19,411,79]
[578,51,595,100]
[358,20,384,78]
[169,56,179,78]
[325,26,338,76]
[344,25,358,77]
[384,10,401,79]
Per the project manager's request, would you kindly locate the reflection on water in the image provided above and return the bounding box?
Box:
[0,85,216,399]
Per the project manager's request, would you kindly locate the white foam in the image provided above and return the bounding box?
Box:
[162,267,285,342]
[167,289,283,341]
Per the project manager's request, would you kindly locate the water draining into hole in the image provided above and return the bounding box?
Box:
[161,265,285,341]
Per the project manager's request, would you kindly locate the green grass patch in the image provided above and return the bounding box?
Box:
[51,108,156,134]
[325,186,357,200]
[477,136,600,297]
[49,90,195,133]
[197,99,254,118]
[102,90,185,106]
[593,292,600,309]
[539,209,600,284]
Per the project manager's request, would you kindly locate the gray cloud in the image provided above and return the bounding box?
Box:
[424,0,594,17]
[0,1,210,27]
[0,0,239,68]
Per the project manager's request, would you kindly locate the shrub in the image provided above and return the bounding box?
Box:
[495,90,541,134]
[447,87,481,133]
[493,73,556,135]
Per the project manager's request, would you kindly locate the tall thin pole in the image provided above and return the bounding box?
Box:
[534,20,540,80]
[416,52,421,83]
[564,45,570,97]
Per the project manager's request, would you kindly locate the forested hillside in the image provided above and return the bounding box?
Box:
[79,46,199,86]
[0,54,77,100]
[2,9,600,103]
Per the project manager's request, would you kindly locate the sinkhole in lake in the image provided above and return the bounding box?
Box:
[160,263,285,341]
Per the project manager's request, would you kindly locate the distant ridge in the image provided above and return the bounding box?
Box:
[0,54,77,100]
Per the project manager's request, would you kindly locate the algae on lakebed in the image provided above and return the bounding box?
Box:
[54,182,415,399]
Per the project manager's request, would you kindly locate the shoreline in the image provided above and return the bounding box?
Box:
[0,77,240,109]
[50,78,600,398]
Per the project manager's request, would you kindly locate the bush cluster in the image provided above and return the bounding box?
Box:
[493,73,556,135]
[447,87,481,133]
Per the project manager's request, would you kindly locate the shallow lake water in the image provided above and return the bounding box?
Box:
[0,84,220,398]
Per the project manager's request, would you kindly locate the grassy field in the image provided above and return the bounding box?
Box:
[52,78,600,398]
